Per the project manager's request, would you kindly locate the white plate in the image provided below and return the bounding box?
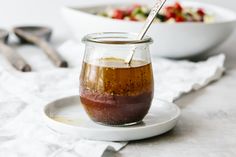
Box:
[61,1,236,58]
[43,96,180,141]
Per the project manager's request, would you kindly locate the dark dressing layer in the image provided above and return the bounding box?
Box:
[80,58,154,125]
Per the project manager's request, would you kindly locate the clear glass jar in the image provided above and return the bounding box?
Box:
[80,32,154,126]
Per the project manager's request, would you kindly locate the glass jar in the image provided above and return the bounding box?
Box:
[80,32,154,126]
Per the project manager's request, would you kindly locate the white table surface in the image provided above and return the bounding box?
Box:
[1,0,236,157]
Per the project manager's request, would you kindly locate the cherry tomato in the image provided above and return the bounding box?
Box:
[165,6,175,12]
[165,6,176,19]
[175,16,185,22]
[112,9,124,19]
[174,2,182,11]
[197,8,205,16]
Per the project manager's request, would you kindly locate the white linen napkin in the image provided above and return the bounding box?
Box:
[0,40,225,157]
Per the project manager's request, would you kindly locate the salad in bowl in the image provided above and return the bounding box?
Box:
[62,1,236,58]
[96,2,214,23]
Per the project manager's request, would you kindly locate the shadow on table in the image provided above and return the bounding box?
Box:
[102,129,182,157]
[174,77,222,109]
[122,75,225,147]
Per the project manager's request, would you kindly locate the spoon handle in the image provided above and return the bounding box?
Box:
[0,42,31,72]
[125,0,167,64]
[35,39,68,67]
[138,0,167,40]
[14,29,68,68]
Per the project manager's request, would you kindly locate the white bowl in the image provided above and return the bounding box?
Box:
[61,1,236,58]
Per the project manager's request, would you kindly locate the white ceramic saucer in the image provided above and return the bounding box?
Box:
[43,96,180,141]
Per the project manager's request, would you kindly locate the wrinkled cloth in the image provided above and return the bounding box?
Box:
[0,40,225,157]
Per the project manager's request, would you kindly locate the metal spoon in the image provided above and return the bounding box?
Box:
[0,29,31,72]
[125,0,167,64]
[13,26,68,67]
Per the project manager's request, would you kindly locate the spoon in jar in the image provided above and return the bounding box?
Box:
[125,0,167,64]
[13,26,68,67]
[0,29,31,72]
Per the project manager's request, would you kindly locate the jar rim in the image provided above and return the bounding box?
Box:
[82,32,153,45]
